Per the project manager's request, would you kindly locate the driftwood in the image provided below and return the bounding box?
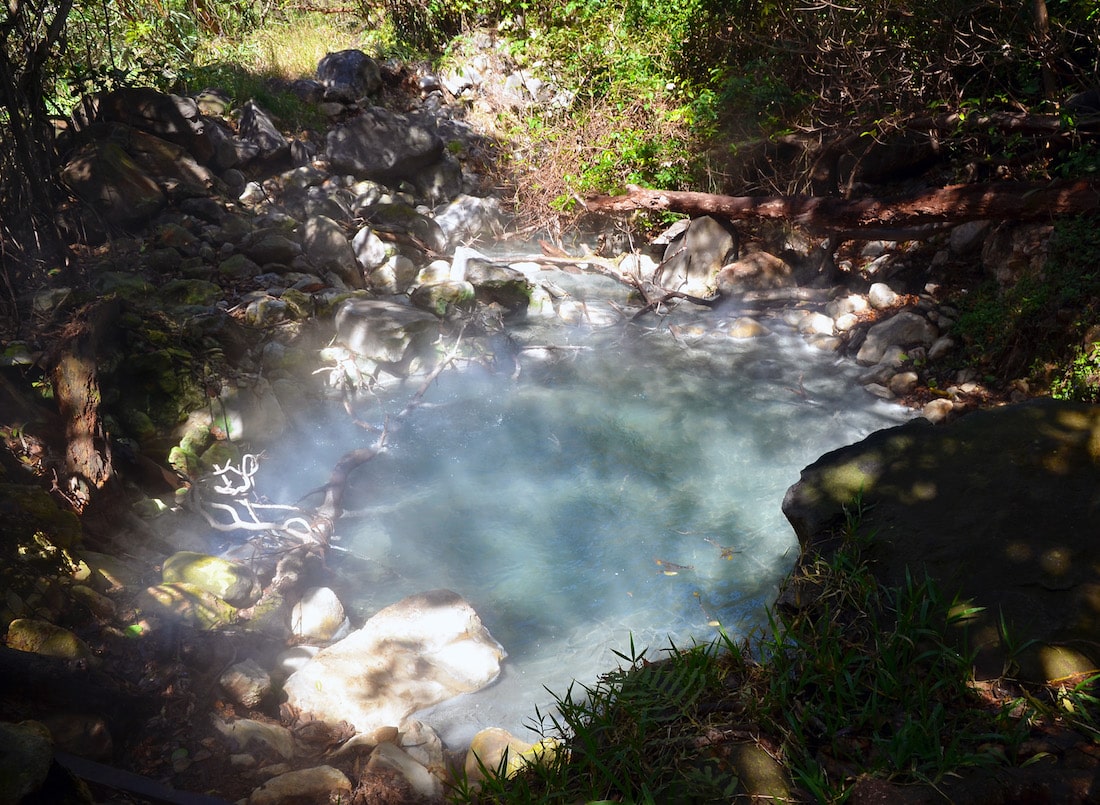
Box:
[584,179,1100,237]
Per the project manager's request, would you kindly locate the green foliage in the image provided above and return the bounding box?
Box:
[953,215,1100,378]
[1051,341,1100,402]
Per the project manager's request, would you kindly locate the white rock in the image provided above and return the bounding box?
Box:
[867,282,899,309]
[825,293,869,318]
[365,742,444,802]
[922,398,956,423]
[291,587,349,643]
[282,590,504,735]
[351,226,390,271]
[399,719,444,772]
[797,312,834,336]
[833,312,859,332]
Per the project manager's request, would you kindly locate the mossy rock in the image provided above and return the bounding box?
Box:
[5,618,95,661]
[138,582,238,630]
[409,280,476,318]
[161,551,260,608]
[0,484,81,549]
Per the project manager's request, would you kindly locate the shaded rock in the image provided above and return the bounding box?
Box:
[363,201,448,255]
[60,141,166,227]
[325,106,443,182]
[238,101,289,164]
[245,233,302,266]
[317,49,382,102]
[855,310,937,365]
[782,399,1100,682]
[219,659,272,709]
[40,713,113,761]
[282,589,504,735]
[415,152,464,205]
[162,551,261,607]
[730,741,790,800]
[656,216,737,296]
[465,261,532,316]
[298,215,363,289]
[0,720,56,802]
[248,764,351,805]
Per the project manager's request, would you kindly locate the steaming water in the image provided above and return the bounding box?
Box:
[263,269,913,746]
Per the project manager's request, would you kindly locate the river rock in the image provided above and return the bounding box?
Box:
[855,310,937,365]
[410,280,477,318]
[352,225,392,271]
[214,717,296,760]
[364,742,444,802]
[334,298,443,374]
[248,764,351,805]
[139,583,238,630]
[465,260,532,315]
[867,282,899,309]
[291,586,349,642]
[656,216,737,296]
[239,101,289,164]
[434,194,506,246]
[162,551,261,607]
[715,250,793,295]
[782,399,1100,682]
[281,589,505,735]
[325,106,444,182]
[298,215,363,289]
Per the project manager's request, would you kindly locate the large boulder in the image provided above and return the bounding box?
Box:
[325,106,443,182]
[655,216,737,296]
[60,140,166,227]
[317,49,382,102]
[282,590,504,735]
[782,399,1100,682]
[333,298,444,375]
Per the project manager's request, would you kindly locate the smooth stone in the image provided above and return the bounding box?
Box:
[248,765,351,805]
[161,551,260,608]
[364,742,443,802]
[867,282,899,309]
[291,587,349,643]
[219,659,272,709]
[5,618,95,661]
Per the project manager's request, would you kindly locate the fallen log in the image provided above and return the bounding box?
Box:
[584,179,1100,236]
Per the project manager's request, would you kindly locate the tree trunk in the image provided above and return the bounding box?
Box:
[50,299,121,513]
[583,179,1100,237]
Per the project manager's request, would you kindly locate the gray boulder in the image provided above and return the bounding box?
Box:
[238,101,289,164]
[334,298,444,375]
[855,310,937,365]
[299,215,363,289]
[317,49,382,102]
[655,216,737,296]
[325,106,443,182]
[434,194,507,247]
[782,399,1100,683]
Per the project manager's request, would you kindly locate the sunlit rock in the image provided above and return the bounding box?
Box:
[716,250,793,295]
[351,225,391,271]
[162,551,260,607]
[282,589,505,735]
[855,310,938,365]
[369,254,419,294]
[867,281,900,309]
[655,216,737,296]
[139,582,237,630]
[334,298,443,376]
[248,764,351,805]
[725,317,771,339]
[465,260,532,316]
[5,618,94,661]
[398,718,444,772]
[410,280,478,318]
[434,194,506,247]
[291,587,349,643]
[364,741,444,801]
[797,311,835,336]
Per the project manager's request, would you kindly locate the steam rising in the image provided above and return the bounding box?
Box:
[260,272,913,744]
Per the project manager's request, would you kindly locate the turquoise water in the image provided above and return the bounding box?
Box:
[264,275,912,744]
